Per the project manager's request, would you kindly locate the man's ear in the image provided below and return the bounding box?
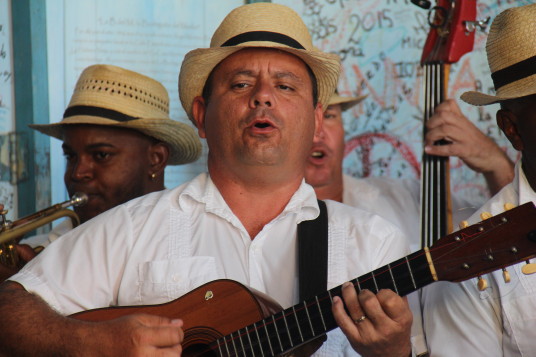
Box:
[148,142,170,174]
[497,109,523,151]
[192,96,207,138]
[313,103,324,138]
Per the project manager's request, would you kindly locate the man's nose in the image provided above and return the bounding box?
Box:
[68,157,93,182]
[249,81,273,108]
[313,126,326,143]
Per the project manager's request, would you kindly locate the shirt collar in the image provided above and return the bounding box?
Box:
[177,172,320,223]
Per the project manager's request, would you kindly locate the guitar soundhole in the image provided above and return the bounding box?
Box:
[183,343,218,357]
[183,327,222,357]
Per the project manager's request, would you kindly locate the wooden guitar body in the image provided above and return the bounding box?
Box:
[72,279,323,356]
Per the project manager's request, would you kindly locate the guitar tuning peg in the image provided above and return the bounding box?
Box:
[459,220,469,229]
[477,276,488,291]
[480,211,492,220]
[504,203,515,211]
[522,260,536,275]
[502,268,511,283]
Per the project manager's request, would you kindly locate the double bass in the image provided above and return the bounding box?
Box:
[418,0,487,247]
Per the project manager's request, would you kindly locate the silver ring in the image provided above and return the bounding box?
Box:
[354,315,367,324]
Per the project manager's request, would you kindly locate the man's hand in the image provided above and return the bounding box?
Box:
[0,244,38,282]
[0,203,40,282]
[424,99,514,194]
[84,314,185,356]
[0,282,185,356]
[332,282,412,357]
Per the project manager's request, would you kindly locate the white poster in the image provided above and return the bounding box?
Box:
[46,0,243,203]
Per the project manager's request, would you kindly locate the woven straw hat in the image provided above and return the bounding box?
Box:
[329,91,367,112]
[178,2,341,123]
[461,3,536,106]
[30,64,202,165]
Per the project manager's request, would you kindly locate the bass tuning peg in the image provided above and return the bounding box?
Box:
[464,17,491,33]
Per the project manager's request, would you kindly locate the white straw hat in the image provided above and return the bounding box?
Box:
[178,2,341,123]
[461,3,536,106]
[30,64,202,165]
[328,91,367,112]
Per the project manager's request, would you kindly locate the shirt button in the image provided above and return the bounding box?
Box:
[172,274,180,282]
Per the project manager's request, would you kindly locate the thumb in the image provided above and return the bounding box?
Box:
[137,314,183,327]
[446,98,464,116]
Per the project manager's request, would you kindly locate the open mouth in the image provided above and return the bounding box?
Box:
[311,150,325,159]
[248,118,276,134]
[254,122,272,129]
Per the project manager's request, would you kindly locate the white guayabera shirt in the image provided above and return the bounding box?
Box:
[422,163,536,357]
[11,173,409,356]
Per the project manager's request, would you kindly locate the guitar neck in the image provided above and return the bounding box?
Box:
[212,249,434,356]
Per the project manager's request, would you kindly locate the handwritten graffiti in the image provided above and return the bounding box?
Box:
[282,0,524,203]
[344,132,420,178]
[310,15,338,40]
[348,10,394,36]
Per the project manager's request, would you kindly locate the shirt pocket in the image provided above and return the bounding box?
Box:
[502,293,536,356]
[137,256,219,304]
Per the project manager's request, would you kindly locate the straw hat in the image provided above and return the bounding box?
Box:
[461,3,536,106]
[30,64,202,165]
[328,91,367,112]
[179,2,341,123]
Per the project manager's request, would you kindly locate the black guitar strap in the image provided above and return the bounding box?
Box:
[298,199,328,302]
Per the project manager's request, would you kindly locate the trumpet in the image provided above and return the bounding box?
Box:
[0,192,88,267]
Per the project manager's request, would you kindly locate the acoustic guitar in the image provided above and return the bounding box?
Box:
[73,202,536,356]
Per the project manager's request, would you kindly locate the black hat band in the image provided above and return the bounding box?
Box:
[63,105,139,122]
[221,31,305,50]
[492,55,536,90]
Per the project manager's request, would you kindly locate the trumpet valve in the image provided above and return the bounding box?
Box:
[1,209,13,230]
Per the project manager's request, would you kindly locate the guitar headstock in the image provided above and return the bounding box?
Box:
[429,202,536,282]
[420,0,477,65]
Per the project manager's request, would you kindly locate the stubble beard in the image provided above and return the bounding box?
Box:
[238,139,283,166]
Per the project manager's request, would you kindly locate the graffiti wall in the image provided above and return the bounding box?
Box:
[276,0,529,205]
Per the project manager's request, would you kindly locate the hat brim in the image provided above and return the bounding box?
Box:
[179,44,341,123]
[29,116,202,165]
[461,89,536,106]
[329,94,368,111]
[461,74,536,106]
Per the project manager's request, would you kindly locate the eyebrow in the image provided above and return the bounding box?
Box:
[227,69,305,83]
[62,143,116,151]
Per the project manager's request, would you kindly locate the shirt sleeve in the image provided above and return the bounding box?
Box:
[8,204,135,315]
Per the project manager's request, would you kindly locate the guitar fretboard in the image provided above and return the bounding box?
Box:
[210,250,434,356]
